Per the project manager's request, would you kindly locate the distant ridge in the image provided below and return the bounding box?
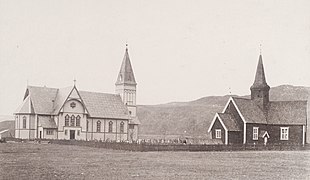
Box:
[137,85,310,136]
[0,85,309,139]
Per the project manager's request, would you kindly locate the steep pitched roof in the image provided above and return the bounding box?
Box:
[16,86,130,120]
[218,113,241,131]
[15,95,34,114]
[26,86,58,114]
[267,101,307,125]
[232,97,267,124]
[115,47,137,85]
[38,116,57,128]
[52,86,75,114]
[79,91,129,119]
[250,55,270,89]
[129,116,141,125]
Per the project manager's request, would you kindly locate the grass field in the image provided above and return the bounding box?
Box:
[0,143,309,180]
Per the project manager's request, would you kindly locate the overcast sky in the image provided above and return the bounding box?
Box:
[0,0,309,115]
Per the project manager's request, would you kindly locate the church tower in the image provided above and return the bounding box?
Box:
[115,44,137,117]
[250,54,270,111]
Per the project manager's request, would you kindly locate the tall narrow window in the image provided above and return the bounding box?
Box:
[65,114,69,126]
[215,129,221,139]
[23,116,27,129]
[253,127,259,140]
[76,115,81,126]
[108,121,113,133]
[70,115,75,126]
[97,121,101,132]
[120,121,124,133]
[86,120,89,132]
[280,127,289,140]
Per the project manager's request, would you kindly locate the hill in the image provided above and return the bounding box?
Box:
[137,85,310,136]
[0,85,309,139]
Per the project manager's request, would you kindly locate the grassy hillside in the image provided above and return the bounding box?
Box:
[138,85,310,136]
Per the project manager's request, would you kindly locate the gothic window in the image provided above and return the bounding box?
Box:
[108,121,113,133]
[97,121,101,132]
[86,120,89,132]
[65,130,68,135]
[120,121,124,133]
[70,115,75,126]
[76,115,81,126]
[23,116,27,129]
[65,115,69,126]
[77,130,80,136]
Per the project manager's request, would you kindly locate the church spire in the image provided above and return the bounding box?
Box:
[251,54,269,89]
[115,44,137,85]
[250,54,270,110]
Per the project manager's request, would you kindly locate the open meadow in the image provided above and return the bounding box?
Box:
[0,143,309,180]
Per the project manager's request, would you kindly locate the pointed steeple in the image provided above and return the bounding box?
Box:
[250,54,270,110]
[115,45,137,85]
[251,54,269,89]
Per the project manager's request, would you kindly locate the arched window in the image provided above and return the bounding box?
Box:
[108,121,113,133]
[70,115,75,126]
[86,120,89,132]
[120,121,124,133]
[97,121,101,132]
[23,116,27,129]
[76,115,81,126]
[65,114,69,126]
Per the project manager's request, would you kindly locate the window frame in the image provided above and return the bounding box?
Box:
[253,127,259,140]
[46,129,54,135]
[70,115,75,126]
[65,114,70,126]
[76,115,81,126]
[215,129,221,139]
[108,121,113,133]
[22,116,27,129]
[280,127,289,140]
[120,121,125,133]
[96,121,101,132]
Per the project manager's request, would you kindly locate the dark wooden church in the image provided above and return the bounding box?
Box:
[208,54,307,145]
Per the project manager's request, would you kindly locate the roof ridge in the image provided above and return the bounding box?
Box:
[79,90,118,96]
[270,100,308,103]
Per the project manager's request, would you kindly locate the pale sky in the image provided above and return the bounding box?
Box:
[0,0,310,115]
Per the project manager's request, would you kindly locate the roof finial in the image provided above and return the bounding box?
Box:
[259,44,262,55]
[73,78,76,86]
[126,42,128,51]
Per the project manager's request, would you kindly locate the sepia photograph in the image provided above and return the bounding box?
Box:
[0,0,309,179]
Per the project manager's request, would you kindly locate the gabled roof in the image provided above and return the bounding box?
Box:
[129,116,141,125]
[115,47,137,85]
[232,97,267,124]
[218,113,241,131]
[25,86,58,114]
[267,101,307,125]
[79,91,129,119]
[38,116,57,128]
[52,86,74,114]
[15,95,34,114]
[250,54,270,90]
[16,86,130,120]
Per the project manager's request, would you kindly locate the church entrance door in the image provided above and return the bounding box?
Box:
[70,130,75,140]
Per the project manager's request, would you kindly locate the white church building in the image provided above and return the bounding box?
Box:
[14,46,140,141]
